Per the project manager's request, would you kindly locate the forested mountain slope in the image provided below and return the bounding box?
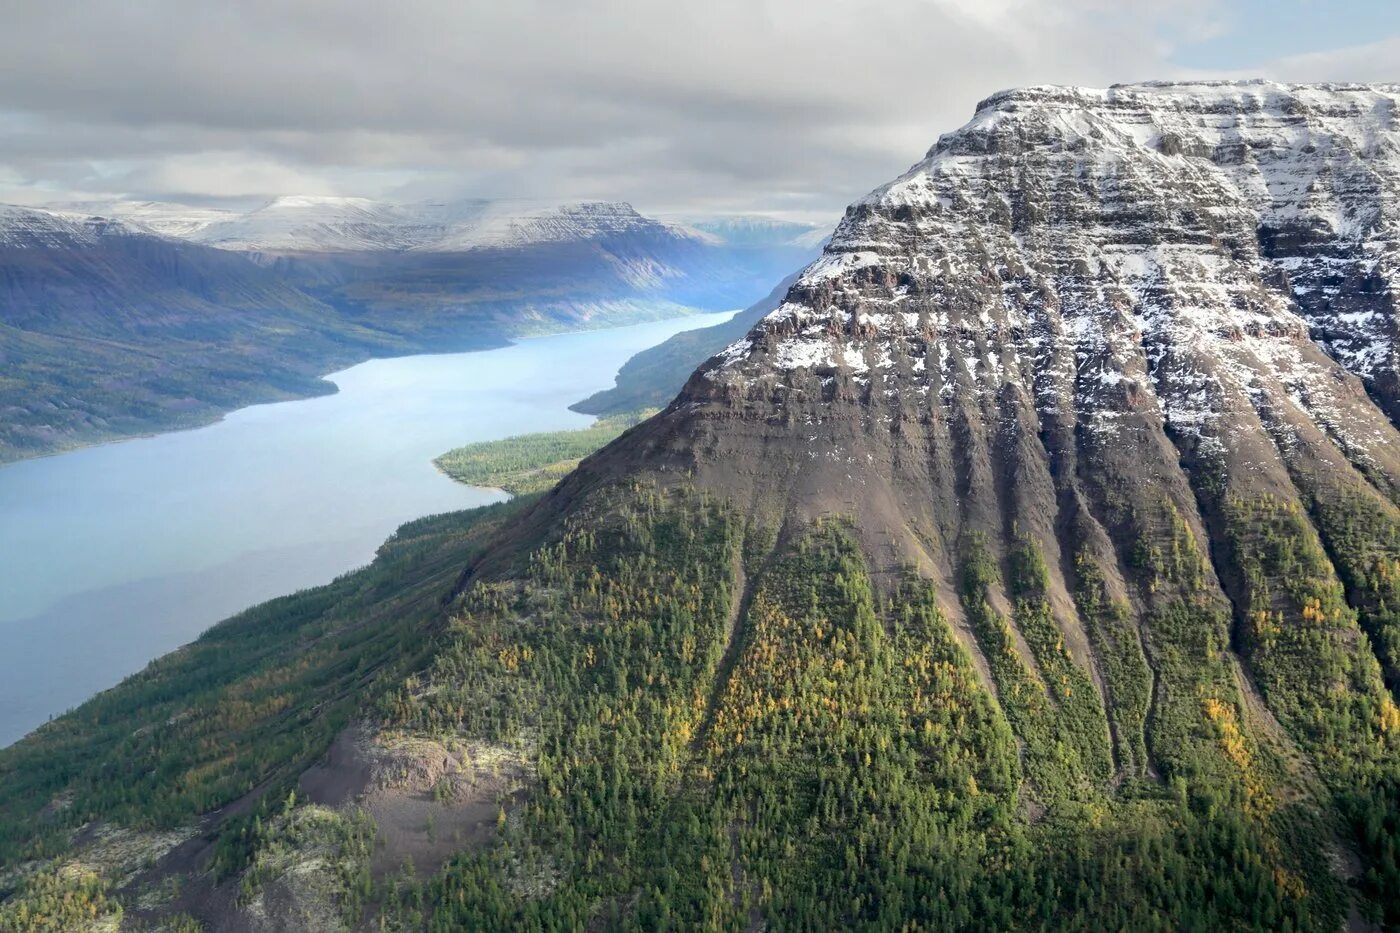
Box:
[0,205,410,464]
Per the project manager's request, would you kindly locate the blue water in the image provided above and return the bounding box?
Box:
[0,311,733,746]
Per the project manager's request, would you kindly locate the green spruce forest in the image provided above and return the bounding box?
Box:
[1,472,1398,929]
[434,411,656,496]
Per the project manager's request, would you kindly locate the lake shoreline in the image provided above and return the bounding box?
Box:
[0,305,717,471]
[0,309,734,746]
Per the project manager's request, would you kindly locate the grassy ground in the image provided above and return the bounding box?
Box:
[433,410,656,495]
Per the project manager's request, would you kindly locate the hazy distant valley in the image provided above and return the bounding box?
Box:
[0,196,817,463]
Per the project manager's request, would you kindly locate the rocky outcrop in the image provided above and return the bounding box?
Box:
[552,81,1398,567]
[668,80,1400,528]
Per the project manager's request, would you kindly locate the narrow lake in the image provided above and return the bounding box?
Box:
[0,311,733,747]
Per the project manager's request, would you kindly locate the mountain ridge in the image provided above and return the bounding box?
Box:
[37,196,826,255]
[182,197,694,254]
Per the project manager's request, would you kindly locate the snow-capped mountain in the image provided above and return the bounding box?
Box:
[29,195,827,260]
[175,196,707,254]
[0,203,349,340]
[188,195,429,252]
[51,200,235,239]
[0,199,393,461]
[563,80,1400,772]
[0,191,815,462]
[420,200,692,251]
[0,204,148,248]
[701,80,1400,440]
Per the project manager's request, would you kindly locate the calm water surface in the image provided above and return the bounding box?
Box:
[0,311,733,746]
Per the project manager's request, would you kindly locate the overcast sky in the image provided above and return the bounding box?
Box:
[1,0,1397,221]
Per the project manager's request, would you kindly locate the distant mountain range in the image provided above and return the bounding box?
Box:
[45,196,828,254]
[0,197,820,463]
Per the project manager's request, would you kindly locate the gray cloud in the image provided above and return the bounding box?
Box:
[1264,35,1400,84]
[0,0,1388,219]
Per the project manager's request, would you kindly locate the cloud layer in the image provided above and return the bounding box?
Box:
[0,0,1392,218]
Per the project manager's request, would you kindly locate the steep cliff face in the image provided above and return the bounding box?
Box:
[456,80,1400,927]
[642,81,1400,530]
[587,81,1400,666]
